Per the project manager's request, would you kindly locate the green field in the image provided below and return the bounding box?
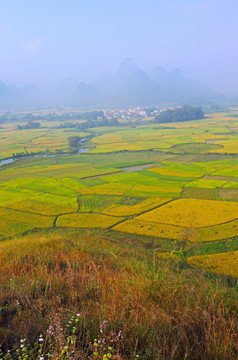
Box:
[1,111,238,275]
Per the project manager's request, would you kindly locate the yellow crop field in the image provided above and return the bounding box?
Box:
[222,182,238,189]
[149,167,202,178]
[113,219,185,240]
[0,177,39,188]
[8,193,78,215]
[0,127,86,159]
[89,140,171,153]
[23,163,88,174]
[187,251,238,278]
[1,111,238,246]
[103,197,171,216]
[135,199,238,227]
[0,218,36,237]
[126,184,182,198]
[196,219,238,241]
[79,182,131,196]
[114,218,238,242]
[0,207,54,227]
[0,187,37,206]
[212,164,238,177]
[57,213,125,229]
[185,179,227,188]
[211,141,238,154]
[28,166,119,179]
[9,177,78,197]
[0,208,54,237]
[56,177,86,191]
[89,129,175,152]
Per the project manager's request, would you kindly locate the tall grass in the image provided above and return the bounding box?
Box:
[0,229,237,359]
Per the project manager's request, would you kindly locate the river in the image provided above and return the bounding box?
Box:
[0,148,90,167]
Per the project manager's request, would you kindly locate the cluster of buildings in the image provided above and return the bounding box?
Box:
[103,106,179,121]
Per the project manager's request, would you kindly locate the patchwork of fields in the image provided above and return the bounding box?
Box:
[1,112,238,278]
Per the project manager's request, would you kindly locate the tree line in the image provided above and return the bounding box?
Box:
[154,106,204,123]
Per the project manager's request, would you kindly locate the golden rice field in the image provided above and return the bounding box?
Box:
[88,113,238,154]
[196,219,238,241]
[149,166,202,178]
[135,199,238,228]
[103,197,171,216]
[113,218,238,242]
[113,219,187,240]
[1,111,238,256]
[185,179,227,188]
[0,207,54,237]
[187,251,238,278]
[79,182,131,195]
[211,141,238,154]
[126,184,182,197]
[78,195,119,212]
[57,212,125,229]
[8,193,79,215]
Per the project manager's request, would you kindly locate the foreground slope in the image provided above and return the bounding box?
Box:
[0,228,237,359]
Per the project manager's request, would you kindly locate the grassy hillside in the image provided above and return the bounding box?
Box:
[0,228,237,359]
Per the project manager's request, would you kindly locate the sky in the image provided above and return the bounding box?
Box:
[0,0,237,92]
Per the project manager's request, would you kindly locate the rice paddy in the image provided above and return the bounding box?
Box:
[103,197,171,216]
[135,199,238,228]
[57,212,125,229]
[1,111,238,279]
[1,111,238,359]
[187,251,238,278]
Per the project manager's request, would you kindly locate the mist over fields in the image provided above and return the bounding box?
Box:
[0,1,238,109]
[0,58,223,108]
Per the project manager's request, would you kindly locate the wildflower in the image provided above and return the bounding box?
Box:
[39,335,44,343]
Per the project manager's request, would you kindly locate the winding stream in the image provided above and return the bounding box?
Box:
[0,148,90,167]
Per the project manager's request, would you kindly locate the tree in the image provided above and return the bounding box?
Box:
[154,106,204,124]
[68,135,81,148]
[16,121,41,130]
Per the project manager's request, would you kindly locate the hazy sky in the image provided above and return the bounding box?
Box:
[0,0,237,92]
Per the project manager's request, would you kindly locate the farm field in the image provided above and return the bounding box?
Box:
[0,125,90,160]
[1,111,238,359]
[187,251,238,278]
[0,111,238,281]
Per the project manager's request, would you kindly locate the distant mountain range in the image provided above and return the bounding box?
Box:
[0,58,223,109]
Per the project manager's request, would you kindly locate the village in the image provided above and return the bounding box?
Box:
[103,105,181,121]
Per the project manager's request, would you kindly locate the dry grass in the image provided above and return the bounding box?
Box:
[0,228,237,359]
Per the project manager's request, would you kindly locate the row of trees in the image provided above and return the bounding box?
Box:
[59,117,120,131]
[154,106,204,123]
[16,121,41,130]
[78,117,120,130]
